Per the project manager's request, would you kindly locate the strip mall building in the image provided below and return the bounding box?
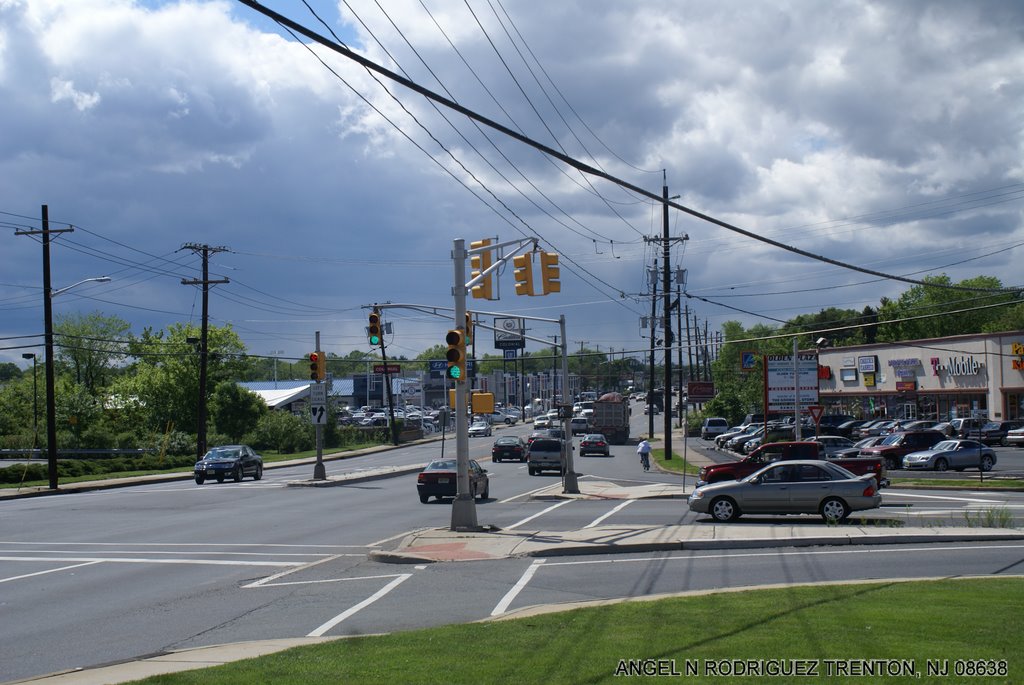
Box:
[816,330,1024,422]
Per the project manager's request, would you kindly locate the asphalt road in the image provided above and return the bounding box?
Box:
[2,415,1023,682]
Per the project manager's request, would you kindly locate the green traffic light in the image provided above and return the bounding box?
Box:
[447,366,461,380]
[369,335,380,345]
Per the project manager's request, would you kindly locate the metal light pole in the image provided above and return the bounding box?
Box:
[22,353,38,451]
[269,349,284,388]
[44,276,111,489]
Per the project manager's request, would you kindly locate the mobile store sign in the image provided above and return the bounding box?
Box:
[765,354,819,411]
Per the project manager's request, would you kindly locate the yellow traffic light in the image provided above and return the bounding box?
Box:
[445,329,466,382]
[368,310,382,346]
[465,312,474,346]
[513,253,534,296]
[540,251,560,294]
[309,351,326,382]
[470,239,493,300]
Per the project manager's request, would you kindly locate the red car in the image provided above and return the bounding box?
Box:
[417,459,489,503]
[491,436,526,463]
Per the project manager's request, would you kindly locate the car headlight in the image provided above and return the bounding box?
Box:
[690,489,705,500]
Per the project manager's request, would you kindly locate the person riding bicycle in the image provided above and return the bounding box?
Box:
[637,439,652,471]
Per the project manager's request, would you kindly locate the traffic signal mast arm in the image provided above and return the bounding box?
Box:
[464,237,537,294]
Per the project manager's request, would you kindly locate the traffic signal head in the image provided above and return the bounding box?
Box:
[540,251,560,294]
[368,310,382,346]
[465,312,473,346]
[513,253,534,296]
[445,329,466,382]
[309,351,325,381]
[470,239,493,300]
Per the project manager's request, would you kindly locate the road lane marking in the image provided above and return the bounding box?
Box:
[542,543,1024,567]
[0,561,102,584]
[0,541,363,549]
[0,549,355,558]
[366,528,431,547]
[499,483,561,503]
[882,491,1002,503]
[491,559,545,616]
[244,554,348,588]
[584,500,634,528]
[256,573,408,588]
[307,573,413,637]
[505,500,572,530]
[0,556,302,567]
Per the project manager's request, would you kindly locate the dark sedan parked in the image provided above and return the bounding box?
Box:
[491,436,526,463]
[417,459,489,503]
[194,445,263,484]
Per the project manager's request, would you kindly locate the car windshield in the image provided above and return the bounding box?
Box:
[933,440,958,451]
[204,448,240,459]
[981,422,1000,430]
[426,460,457,471]
[495,437,519,445]
[880,434,902,445]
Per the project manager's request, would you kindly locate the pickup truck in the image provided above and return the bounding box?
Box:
[697,441,887,487]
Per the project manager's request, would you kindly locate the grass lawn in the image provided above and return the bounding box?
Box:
[651,448,701,475]
[891,477,1024,489]
[133,578,1020,684]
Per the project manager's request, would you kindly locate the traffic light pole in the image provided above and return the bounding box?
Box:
[559,315,579,493]
[313,331,326,480]
[450,238,478,531]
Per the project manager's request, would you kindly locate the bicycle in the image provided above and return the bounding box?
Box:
[639,451,650,471]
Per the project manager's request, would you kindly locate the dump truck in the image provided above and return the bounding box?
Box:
[591,392,630,444]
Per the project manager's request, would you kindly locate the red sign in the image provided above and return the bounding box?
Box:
[896,381,916,392]
[687,381,716,401]
[808,405,823,424]
[373,364,401,374]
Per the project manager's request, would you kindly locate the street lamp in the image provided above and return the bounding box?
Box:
[21,353,38,452]
[269,349,284,388]
[43,276,111,489]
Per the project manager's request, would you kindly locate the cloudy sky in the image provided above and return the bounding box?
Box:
[2,0,1022,371]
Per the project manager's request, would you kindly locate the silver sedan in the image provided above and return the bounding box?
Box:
[902,439,996,472]
[688,460,882,523]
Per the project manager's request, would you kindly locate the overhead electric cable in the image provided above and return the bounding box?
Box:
[234,0,1021,295]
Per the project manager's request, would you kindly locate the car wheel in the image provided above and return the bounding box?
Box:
[494,457,501,463]
[980,455,994,472]
[419,494,429,503]
[709,497,740,522]
[478,482,489,500]
[934,458,949,472]
[885,457,899,471]
[1001,437,1009,447]
[233,466,244,482]
[194,476,204,485]
[820,497,850,522]
[254,464,263,481]
[528,467,537,476]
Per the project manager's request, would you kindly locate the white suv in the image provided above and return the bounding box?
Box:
[700,417,729,440]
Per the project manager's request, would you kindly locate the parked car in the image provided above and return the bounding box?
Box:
[194,445,263,484]
[579,433,611,457]
[859,430,946,470]
[832,435,886,459]
[689,460,882,522]
[949,417,987,438]
[527,437,566,475]
[468,421,492,437]
[700,417,729,440]
[697,441,886,488]
[979,420,1024,446]
[416,458,489,502]
[808,435,858,458]
[491,436,526,463]
[816,414,857,435]
[1006,425,1024,447]
[715,426,751,448]
[902,440,997,472]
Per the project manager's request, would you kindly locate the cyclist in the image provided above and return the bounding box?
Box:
[637,438,652,471]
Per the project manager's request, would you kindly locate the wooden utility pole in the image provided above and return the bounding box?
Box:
[180,243,229,458]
